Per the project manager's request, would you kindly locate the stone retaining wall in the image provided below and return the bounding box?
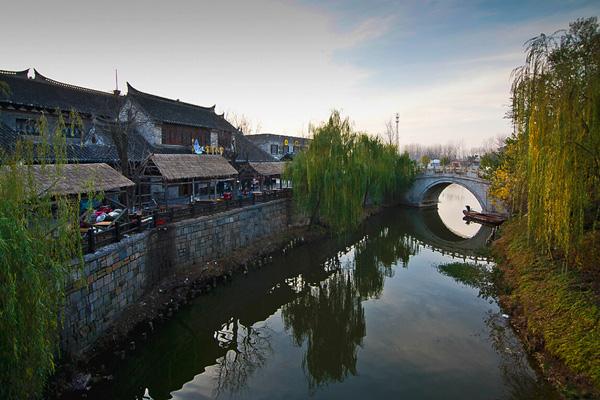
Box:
[61,199,290,355]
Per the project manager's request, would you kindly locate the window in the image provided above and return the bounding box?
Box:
[16,118,39,135]
[270,144,278,155]
[179,184,191,196]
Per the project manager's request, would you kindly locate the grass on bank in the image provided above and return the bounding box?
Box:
[492,218,600,392]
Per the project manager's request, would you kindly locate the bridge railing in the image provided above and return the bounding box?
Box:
[418,167,485,179]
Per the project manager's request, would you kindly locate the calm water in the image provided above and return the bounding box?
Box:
[87,186,557,400]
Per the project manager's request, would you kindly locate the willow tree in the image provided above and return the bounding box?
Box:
[285,111,415,233]
[285,111,362,232]
[0,113,84,399]
[509,17,600,259]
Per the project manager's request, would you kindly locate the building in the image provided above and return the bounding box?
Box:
[140,154,238,206]
[0,68,160,165]
[237,161,288,191]
[245,133,310,160]
[0,68,124,157]
[28,163,134,197]
[124,84,237,151]
[0,67,279,207]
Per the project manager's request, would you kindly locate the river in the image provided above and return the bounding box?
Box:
[86,184,558,399]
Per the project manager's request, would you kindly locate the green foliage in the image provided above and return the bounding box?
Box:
[488,136,528,212]
[420,155,430,169]
[440,156,450,167]
[0,114,84,399]
[493,220,600,392]
[285,111,415,233]
[495,17,600,260]
[479,152,499,180]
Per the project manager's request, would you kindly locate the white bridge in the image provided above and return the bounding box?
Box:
[403,170,496,212]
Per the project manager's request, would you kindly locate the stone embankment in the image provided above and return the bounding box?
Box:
[61,199,291,356]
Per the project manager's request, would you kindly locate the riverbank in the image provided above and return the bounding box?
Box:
[492,219,600,398]
[50,223,327,398]
[51,199,392,397]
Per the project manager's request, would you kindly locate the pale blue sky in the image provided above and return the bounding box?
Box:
[1,0,598,145]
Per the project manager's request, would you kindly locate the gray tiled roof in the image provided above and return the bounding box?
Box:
[0,122,170,164]
[127,83,237,132]
[0,69,122,118]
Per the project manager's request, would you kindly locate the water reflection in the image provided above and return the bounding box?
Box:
[438,183,482,238]
[283,269,365,391]
[281,225,420,391]
[213,319,273,397]
[84,207,556,400]
[484,313,558,400]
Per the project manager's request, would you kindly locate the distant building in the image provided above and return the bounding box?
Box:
[245,133,310,160]
[427,159,441,169]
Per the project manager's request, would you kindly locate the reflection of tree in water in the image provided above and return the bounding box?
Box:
[282,269,366,391]
[354,227,419,299]
[436,262,497,301]
[212,318,273,398]
[281,223,419,391]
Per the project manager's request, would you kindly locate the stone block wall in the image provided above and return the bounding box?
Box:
[61,199,290,355]
[172,199,289,268]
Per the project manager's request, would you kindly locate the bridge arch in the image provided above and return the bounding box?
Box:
[403,172,495,212]
[420,180,486,212]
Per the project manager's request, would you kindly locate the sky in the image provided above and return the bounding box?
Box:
[1,0,599,146]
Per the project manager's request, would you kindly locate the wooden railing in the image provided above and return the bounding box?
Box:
[82,188,292,254]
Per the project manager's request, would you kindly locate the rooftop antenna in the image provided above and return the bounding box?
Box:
[114,69,120,95]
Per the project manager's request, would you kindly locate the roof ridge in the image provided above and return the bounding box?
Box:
[0,68,30,78]
[33,69,117,97]
[127,83,216,112]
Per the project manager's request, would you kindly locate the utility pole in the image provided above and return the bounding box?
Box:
[395,112,399,151]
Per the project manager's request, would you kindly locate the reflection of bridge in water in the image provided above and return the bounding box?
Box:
[397,208,493,262]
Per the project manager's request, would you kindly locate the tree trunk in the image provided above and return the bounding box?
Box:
[309,194,321,226]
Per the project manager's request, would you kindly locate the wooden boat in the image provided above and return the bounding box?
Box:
[462,205,506,226]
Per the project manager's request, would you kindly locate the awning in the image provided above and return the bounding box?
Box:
[248,162,287,177]
[27,163,134,195]
[150,154,238,181]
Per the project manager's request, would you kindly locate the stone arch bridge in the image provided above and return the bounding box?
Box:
[403,171,496,212]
